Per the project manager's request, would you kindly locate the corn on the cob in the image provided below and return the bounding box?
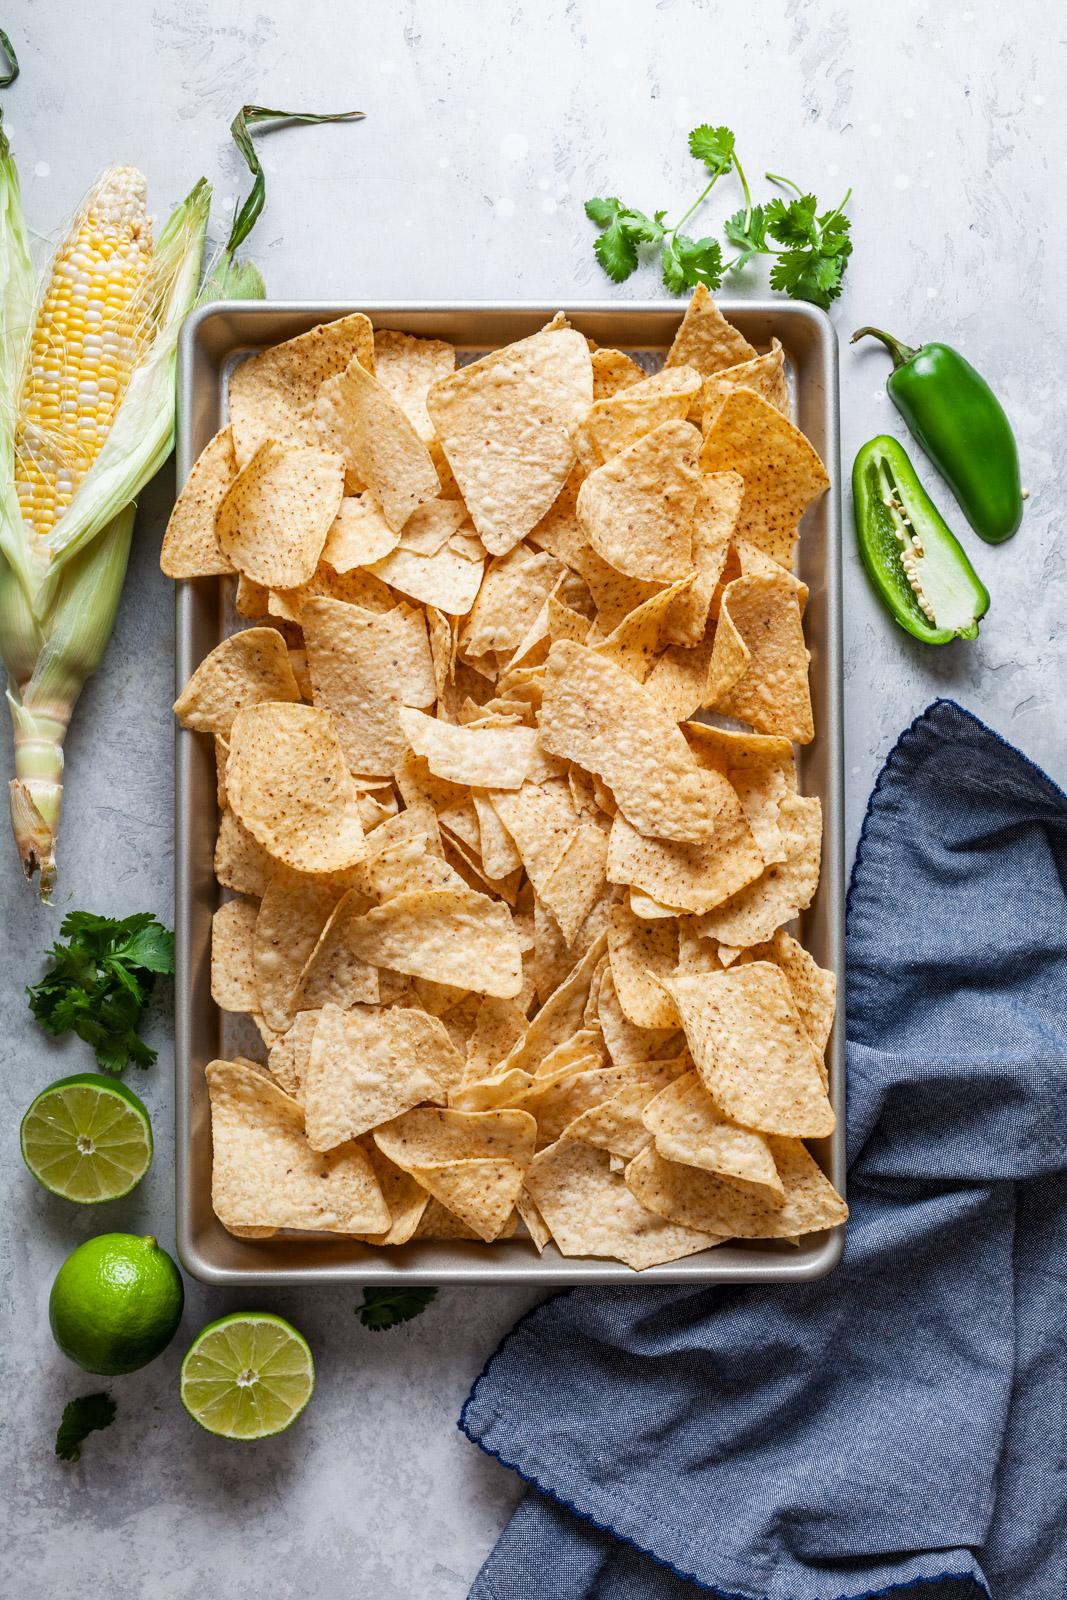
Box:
[0,121,209,897]
[16,166,153,540]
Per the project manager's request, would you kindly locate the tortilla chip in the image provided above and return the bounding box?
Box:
[226,702,367,874]
[462,546,564,657]
[701,338,790,428]
[398,498,470,555]
[540,643,725,844]
[303,1003,452,1150]
[665,285,757,378]
[412,1195,517,1239]
[471,789,523,878]
[363,834,467,901]
[368,541,485,615]
[173,627,301,737]
[562,1080,661,1162]
[605,779,764,914]
[644,641,715,722]
[607,904,679,1028]
[293,888,381,1011]
[661,470,744,645]
[253,862,342,1032]
[211,897,259,1012]
[346,888,523,997]
[399,708,542,790]
[531,883,618,1005]
[699,387,829,567]
[626,1136,846,1239]
[463,995,530,1084]
[235,572,270,618]
[694,793,822,946]
[216,440,345,589]
[269,561,396,625]
[705,571,814,742]
[576,419,699,583]
[426,328,593,556]
[682,722,795,772]
[350,1138,432,1245]
[499,933,607,1076]
[267,1010,320,1101]
[591,575,695,684]
[228,312,374,467]
[214,807,276,899]
[515,1187,552,1251]
[642,1071,784,1200]
[313,355,441,533]
[591,347,647,400]
[160,425,238,577]
[372,328,455,441]
[629,887,684,919]
[302,598,436,779]
[373,1106,536,1241]
[525,1139,722,1268]
[598,967,678,1067]
[664,963,834,1137]
[320,493,399,572]
[538,825,609,945]
[755,928,836,1060]
[571,365,702,473]
[206,1058,390,1233]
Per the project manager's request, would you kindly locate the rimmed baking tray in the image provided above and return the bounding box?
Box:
[174,299,844,1286]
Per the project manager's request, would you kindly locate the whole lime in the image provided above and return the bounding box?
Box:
[49,1233,184,1375]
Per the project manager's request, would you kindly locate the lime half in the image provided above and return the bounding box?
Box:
[21,1074,152,1202]
[180,1313,314,1440]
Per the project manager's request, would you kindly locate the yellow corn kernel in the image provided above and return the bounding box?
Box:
[14,166,153,540]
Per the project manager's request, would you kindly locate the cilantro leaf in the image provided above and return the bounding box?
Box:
[770,244,849,308]
[724,204,769,266]
[27,911,175,1074]
[56,1393,116,1462]
[765,194,819,248]
[688,124,735,173]
[662,234,723,294]
[585,196,666,282]
[357,1287,437,1331]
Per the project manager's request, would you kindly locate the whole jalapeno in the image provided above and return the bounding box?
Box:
[852,435,990,645]
[852,326,1023,544]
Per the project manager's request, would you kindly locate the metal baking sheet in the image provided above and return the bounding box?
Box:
[174,300,844,1286]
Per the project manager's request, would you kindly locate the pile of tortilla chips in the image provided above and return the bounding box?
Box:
[166,287,846,1269]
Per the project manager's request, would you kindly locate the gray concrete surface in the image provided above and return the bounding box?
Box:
[1,2,1064,1595]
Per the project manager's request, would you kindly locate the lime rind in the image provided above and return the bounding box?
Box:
[21,1076,152,1203]
[180,1312,315,1440]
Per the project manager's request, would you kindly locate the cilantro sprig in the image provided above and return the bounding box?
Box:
[27,911,175,1074]
[357,1287,437,1331]
[585,126,852,308]
[55,1393,116,1462]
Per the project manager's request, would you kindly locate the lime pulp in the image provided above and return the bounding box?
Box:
[180,1312,314,1440]
[21,1074,152,1202]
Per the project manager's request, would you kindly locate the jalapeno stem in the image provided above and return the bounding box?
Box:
[851,326,920,368]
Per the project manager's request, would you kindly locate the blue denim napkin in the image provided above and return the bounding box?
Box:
[460,700,1067,1600]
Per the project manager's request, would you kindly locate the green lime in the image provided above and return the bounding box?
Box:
[49,1233,184,1375]
[21,1074,152,1202]
[180,1312,314,1440]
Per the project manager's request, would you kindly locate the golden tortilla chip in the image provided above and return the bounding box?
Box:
[664,963,834,1137]
[730,762,793,867]
[644,641,715,722]
[362,834,467,901]
[626,1136,846,1239]
[540,643,724,844]
[694,793,822,946]
[642,1071,784,1200]
[320,493,399,571]
[228,312,374,467]
[313,355,441,533]
[368,541,485,615]
[486,778,578,899]
[531,884,618,1005]
[462,546,564,657]
[591,347,647,400]
[463,995,530,1085]
[373,1106,536,1241]
[499,933,607,1076]
[399,708,543,790]
[591,575,695,684]
[699,387,829,567]
[682,722,795,772]
[576,419,699,583]
[705,571,813,741]
[373,328,455,441]
[606,778,764,914]
[303,597,436,779]
[268,561,395,625]
[516,1187,552,1251]
[661,470,744,645]
[525,1139,722,1268]
[426,328,593,556]
[755,928,836,1060]
[293,888,380,1011]
[538,824,609,946]
[412,1195,518,1239]
[701,339,790,428]
[350,1137,432,1245]
[571,365,702,473]
[267,1010,320,1101]
[214,807,276,899]
[607,905,679,1029]
[303,1003,452,1150]
[211,897,259,1012]
[346,888,523,998]
[173,627,301,737]
[160,425,238,577]
[562,1081,661,1162]
[665,284,757,378]
[398,498,471,555]
[253,862,342,1032]
[629,887,685,919]
[226,703,367,874]
[598,968,678,1067]
[235,572,270,618]
[207,1058,390,1233]
[471,790,523,879]
[216,440,345,589]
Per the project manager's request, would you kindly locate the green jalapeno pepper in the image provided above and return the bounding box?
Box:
[851,326,1022,544]
[852,435,990,645]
